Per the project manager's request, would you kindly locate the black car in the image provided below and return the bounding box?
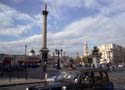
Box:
[26,68,114,90]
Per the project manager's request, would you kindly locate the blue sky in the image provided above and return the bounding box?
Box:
[0,0,125,56]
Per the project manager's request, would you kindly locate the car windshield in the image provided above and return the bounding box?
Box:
[55,71,80,82]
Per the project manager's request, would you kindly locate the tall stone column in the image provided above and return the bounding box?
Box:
[42,6,47,49]
[40,4,49,62]
[40,4,49,81]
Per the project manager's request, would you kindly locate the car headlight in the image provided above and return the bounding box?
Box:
[26,88,29,90]
[62,86,67,90]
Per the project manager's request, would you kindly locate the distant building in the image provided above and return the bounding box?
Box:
[28,49,35,56]
[0,54,17,65]
[83,40,89,57]
[98,44,125,65]
[0,53,40,66]
[0,52,71,67]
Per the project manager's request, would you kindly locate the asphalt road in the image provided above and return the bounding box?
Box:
[0,67,125,90]
[0,68,59,90]
[0,83,124,90]
[108,67,125,85]
[0,83,39,90]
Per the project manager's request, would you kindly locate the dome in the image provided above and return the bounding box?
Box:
[28,49,35,56]
[30,49,35,53]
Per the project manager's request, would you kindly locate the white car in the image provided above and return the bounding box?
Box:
[47,76,56,82]
[118,64,124,68]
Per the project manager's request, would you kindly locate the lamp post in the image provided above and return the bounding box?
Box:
[25,45,27,60]
[60,49,63,67]
[64,51,65,57]
[25,45,28,80]
[60,49,63,57]
[55,49,63,69]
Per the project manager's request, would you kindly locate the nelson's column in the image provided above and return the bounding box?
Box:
[40,4,49,81]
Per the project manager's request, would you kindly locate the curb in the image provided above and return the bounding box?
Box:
[0,80,45,87]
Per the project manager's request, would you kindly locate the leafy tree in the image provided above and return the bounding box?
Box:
[83,56,88,64]
[74,56,82,64]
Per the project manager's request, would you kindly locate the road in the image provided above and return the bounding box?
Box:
[0,67,125,90]
[0,67,59,90]
[0,83,124,90]
[108,67,125,90]
[0,83,39,90]
[108,67,125,84]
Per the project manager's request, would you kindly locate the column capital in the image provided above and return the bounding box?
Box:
[42,10,48,15]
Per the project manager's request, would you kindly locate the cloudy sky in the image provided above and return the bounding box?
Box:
[0,0,125,56]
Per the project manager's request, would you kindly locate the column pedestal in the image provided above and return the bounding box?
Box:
[40,48,49,62]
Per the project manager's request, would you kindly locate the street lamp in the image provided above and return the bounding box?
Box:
[25,45,27,60]
[25,45,28,80]
[55,49,63,69]
[60,49,63,57]
[64,51,65,57]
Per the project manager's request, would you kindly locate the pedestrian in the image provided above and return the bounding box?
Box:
[112,65,115,71]
[107,64,110,71]
[92,64,95,68]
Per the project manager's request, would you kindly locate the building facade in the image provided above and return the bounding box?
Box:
[0,53,71,67]
[0,54,40,66]
[98,44,125,65]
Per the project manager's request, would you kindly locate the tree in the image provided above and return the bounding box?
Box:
[83,56,88,64]
[88,55,93,64]
[74,56,82,64]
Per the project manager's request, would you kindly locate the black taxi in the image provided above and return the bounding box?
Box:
[26,68,114,90]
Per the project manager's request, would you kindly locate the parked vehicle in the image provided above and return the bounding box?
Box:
[26,68,114,90]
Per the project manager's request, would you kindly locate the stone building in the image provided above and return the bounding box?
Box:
[0,53,71,67]
[0,53,40,66]
[83,40,89,57]
[98,43,125,65]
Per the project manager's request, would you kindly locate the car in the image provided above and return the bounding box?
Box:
[118,64,124,68]
[26,68,114,90]
[47,76,56,82]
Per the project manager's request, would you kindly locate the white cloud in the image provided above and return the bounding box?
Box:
[1,11,125,56]
[34,14,42,27]
[0,3,37,36]
[83,0,125,16]
[0,8,14,27]
[0,0,125,56]
[0,24,32,36]
[84,0,99,8]
[12,0,24,3]
[0,3,42,54]
[46,12,125,55]
[43,0,83,8]
[43,0,125,20]
[0,34,41,54]
[42,0,85,20]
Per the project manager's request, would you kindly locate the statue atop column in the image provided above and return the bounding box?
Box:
[92,46,100,68]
